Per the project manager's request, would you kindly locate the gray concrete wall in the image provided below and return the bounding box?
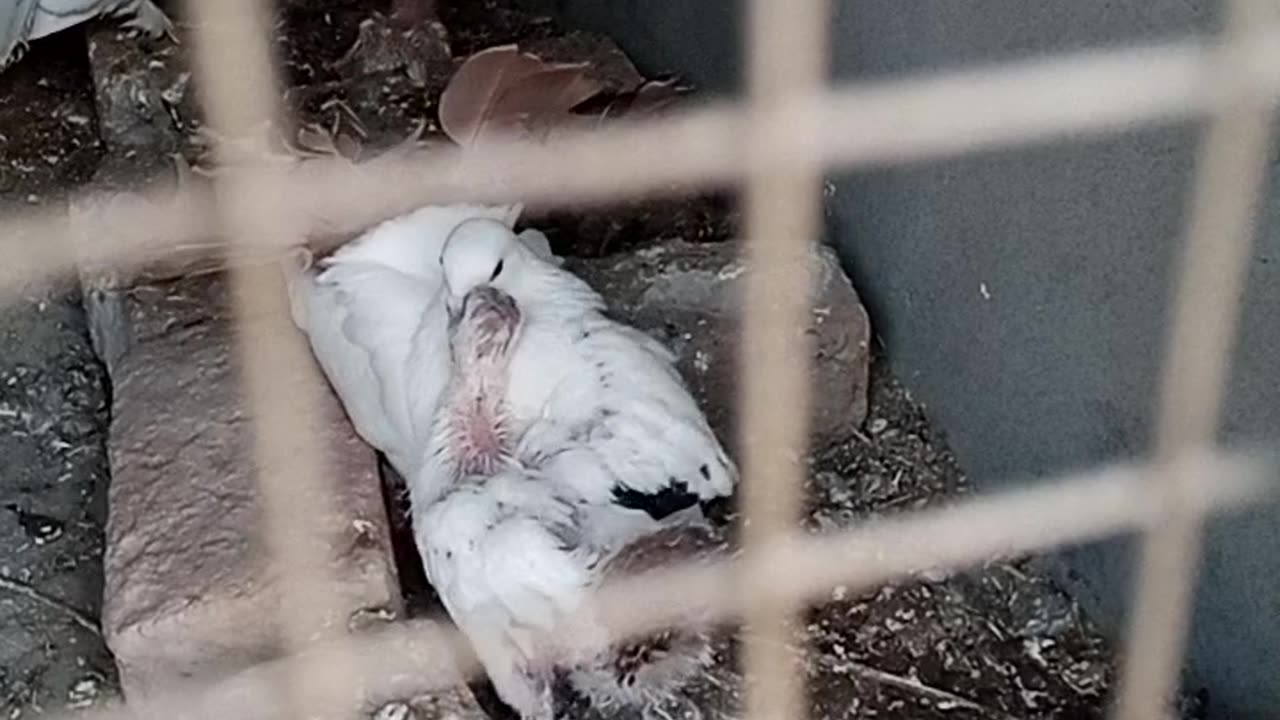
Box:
[554,2,1280,718]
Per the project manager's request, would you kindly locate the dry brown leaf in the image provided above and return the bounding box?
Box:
[518,33,646,95]
[333,133,363,161]
[295,124,337,155]
[628,77,687,116]
[439,44,604,146]
[440,44,690,147]
[289,122,365,162]
[599,77,687,124]
[492,65,605,141]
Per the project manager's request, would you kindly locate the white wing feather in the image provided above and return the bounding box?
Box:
[507,271,737,519]
[283,203,524,477]
[310,261,446,474]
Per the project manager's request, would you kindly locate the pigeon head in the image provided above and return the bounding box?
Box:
[440,217,530,318]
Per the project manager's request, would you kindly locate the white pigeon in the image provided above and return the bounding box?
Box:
[416,285,728,720]
[1,0,173,73]
[282,203,551,479]
[429,216,739,547]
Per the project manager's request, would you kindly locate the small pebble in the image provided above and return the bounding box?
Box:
[373,702,415,720]
[693,350,711,373]
[867,417,888,434]
[916,567,950,583]
[67,677,99,708]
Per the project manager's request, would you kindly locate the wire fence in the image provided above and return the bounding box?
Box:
[3,0,1277,719]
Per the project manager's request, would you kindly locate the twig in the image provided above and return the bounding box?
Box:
[0,576,101,636]
[815,654,1021,720]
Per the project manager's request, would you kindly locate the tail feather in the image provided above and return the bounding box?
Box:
[567,523,731,710]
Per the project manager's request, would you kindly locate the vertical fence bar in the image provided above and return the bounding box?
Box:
[738,1,830,720]
[184,1,353,718]
[1112,1,1277,718]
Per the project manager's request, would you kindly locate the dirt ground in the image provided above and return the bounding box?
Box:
[0,2,1203,720]
[0,26,119,720]
[800,364,1121,720]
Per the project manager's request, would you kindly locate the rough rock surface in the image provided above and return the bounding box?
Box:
[85,21,194,155]
[82,266,406,703]
[0,278,117,719]
[570,239,871,451]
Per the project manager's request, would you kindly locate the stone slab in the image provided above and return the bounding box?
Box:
[80,14,484,717]
[84,267,404,703]
[75,153,485,716]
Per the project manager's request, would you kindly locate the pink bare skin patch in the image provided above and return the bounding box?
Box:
[444,286,523,476]
[451,396,509,476]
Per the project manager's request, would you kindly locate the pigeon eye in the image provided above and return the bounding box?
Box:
[489,259,504,281]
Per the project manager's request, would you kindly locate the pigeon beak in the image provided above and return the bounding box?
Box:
[445,294,464,326]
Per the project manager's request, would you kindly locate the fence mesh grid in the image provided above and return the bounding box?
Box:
[1,0,1276,719]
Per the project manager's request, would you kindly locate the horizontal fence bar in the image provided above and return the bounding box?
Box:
[585,449,1273,636]
[78,619,477,720]
[42,450,1274,720]
[5,28,1280,295]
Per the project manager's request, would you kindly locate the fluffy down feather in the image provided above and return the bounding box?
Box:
[419,469,598,720]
